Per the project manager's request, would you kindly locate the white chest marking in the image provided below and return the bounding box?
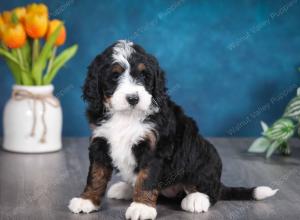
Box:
[93,112,154,184]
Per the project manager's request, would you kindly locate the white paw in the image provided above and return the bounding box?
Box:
[125,202,157,220]
[107,181,133,200]
[181,192,210,213]
[68,197,99,214]
[254,186,279,200]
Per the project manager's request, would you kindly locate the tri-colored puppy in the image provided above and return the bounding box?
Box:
[68,40,278,220]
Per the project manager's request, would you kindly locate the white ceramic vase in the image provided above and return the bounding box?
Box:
[3,85,62,153]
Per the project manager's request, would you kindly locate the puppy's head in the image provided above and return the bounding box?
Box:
[83,40,167,116]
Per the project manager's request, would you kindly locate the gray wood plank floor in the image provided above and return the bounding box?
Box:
[0,138,299,220]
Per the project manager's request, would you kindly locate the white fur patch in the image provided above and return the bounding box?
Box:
[125,202,157,220]
[181,192,210,213]
[253,186,279,200]
[107,181,133,200]
[68,197,99,214]
[112,40,135,69]
[93,112,154,184]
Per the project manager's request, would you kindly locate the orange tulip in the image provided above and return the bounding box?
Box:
[25,3,48,38]
[0,16,4,40]
[26,3,48,16]
[46,20,66,46]
[25,13,48,38]
[2,11,12,23]
[2,23,26,48]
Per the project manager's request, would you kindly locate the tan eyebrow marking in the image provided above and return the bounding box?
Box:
[137,63,146,72]
[112,64,125,74]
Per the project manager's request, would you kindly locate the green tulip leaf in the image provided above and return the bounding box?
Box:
[43,44,78,84]
[5,57,21,84]
[0,48,19,65]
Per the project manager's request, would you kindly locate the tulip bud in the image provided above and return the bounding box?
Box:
[46,19,66,46]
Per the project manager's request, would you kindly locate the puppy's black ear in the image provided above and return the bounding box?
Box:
[153,65,168,108]
[82,54,106,124]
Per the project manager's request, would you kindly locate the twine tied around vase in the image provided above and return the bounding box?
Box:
[12,89,60,143]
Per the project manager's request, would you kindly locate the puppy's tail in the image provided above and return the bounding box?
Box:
[219,184,278,201]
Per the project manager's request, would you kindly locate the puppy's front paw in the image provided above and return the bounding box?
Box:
[68,197,99,214]
[107,181,133,200]
[125,202,157,220]
[181,192,210,213]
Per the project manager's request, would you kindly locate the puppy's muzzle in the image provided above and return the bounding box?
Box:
[126,94,139,106]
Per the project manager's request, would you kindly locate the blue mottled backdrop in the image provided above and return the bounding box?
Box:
[0,0,299,137]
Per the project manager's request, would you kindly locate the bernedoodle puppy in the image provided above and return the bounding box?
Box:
[68,40,278,220]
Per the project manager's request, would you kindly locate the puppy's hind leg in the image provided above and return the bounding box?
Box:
[107,181,133,200]
[181,186,211,213]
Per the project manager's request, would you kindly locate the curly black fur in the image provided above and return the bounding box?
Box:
[82,41,267,209]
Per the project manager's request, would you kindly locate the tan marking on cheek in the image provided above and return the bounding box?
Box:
[137,63,146,72]
[81,163,112,206]
[112,64,125,74]
[133,169,159,207]
[90,123,97,131]
[145,131,157,151]
[104,96,112,108]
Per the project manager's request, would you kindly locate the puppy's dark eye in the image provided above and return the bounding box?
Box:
[110,72,120,82]
[110,64,124,82]
[138,71,147,82]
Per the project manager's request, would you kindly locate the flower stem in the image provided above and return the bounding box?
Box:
[44,46,57,84]
[32,39,40,64]
[32,39,41,85]
[16,48,29,85]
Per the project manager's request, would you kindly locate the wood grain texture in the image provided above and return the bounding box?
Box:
[0,138,299,220]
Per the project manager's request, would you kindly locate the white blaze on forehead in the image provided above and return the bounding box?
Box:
[112,40,135,69]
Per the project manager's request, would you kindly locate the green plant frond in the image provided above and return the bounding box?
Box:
[260,121,269,132]
[263,118,295,141]
[43,44,78,84]
[266,141,281,158]
[248,137,271,153]
[284,96,300,119]
[278,142,291,156]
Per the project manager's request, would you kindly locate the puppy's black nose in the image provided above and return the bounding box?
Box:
[126,94,139,106]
